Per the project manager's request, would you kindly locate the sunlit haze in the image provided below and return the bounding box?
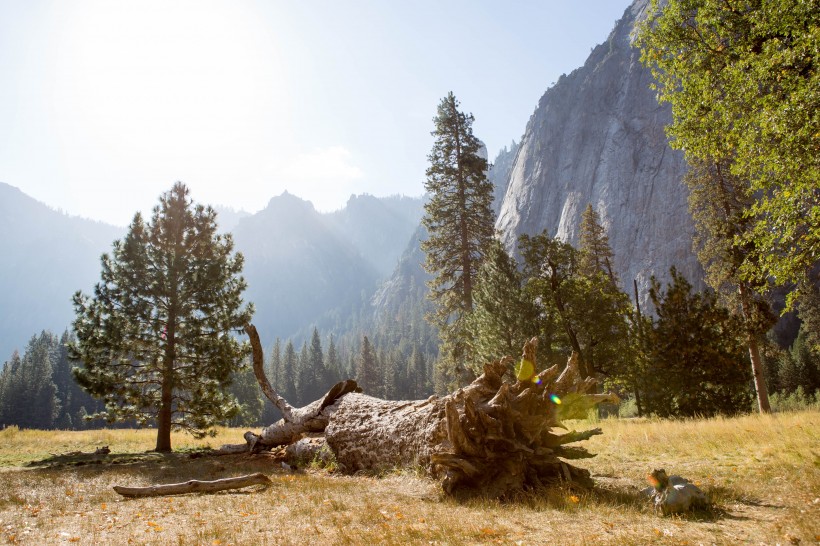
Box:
[1,0,629,226]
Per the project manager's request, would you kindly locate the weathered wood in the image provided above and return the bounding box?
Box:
[236,326,614,498]
[113,473,271,498]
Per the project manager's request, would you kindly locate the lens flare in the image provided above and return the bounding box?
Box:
[549,394,561,405]
[515,359,535,381]
[532,376,542,385]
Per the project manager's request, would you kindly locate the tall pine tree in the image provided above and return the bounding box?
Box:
[71,182,254,451]
[578,204,616,283]
[421,92,495,386]
[356,335,379,395]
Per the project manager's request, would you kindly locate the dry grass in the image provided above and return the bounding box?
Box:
[0,411,817,545]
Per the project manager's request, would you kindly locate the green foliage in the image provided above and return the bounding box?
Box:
[642,268,753,418]
[70,182,253,451]
[464,239,538,373]
[768,386,820,413]
[779,324,820,395]
[636,0,820,303]
[682,158,775,412]
[226,362,263,427]
[356,335,380,395]
[421,92,496,382]
[578,204,616,283]
[0,331,104,430]
[519,231,633,379]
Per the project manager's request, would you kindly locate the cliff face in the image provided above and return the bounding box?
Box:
[496,0,701,301]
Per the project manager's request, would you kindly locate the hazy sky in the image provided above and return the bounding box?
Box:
[1,0,630,227]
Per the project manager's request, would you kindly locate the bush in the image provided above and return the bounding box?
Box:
[769,387,820,413]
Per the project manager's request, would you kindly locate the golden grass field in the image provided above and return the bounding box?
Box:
[0,411,817,545]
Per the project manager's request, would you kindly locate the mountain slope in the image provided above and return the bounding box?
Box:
[0,183,123,360]
[232,192,381,343]
[323,194,424,279]
[496,0,701,301]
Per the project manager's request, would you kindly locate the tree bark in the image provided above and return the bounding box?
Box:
[113,473,271,498]
[231,325,615,498]
[738,284,772,413]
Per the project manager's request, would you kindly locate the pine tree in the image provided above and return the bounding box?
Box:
[308,328,328,400]
[326,334,341,386]
[226,363,263,426]
[644,268,752,418]
[578,204,616,283]
[70,182,254,451]
[409,345,429,399]
[262,338,282,423]
[356,335,379,395]
[685,159,775,413]
[19,332,59,429]
[0,351,22,427]
[519,231,633,380]
[282,341,298,406]
[296,341,310,405]
[421,92,495,385]
[465,239,537,370]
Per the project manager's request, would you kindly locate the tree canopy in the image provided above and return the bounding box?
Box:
[70,182,254,451]
[636,0,820,303]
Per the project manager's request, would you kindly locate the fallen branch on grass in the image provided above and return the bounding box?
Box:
[113,472,272,498]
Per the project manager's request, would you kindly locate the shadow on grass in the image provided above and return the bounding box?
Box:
[23,448,286,490]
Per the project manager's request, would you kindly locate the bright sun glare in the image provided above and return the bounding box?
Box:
[47,1,291,219]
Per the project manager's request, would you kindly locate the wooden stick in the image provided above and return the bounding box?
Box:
[113,472,271,498]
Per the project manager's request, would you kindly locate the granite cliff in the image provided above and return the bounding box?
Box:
[496,0,701,302]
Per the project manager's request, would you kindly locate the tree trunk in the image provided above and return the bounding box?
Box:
[230,325,615,498]
[738,284,771,414]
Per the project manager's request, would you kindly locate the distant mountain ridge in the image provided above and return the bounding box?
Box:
[0,183,424,359]
[0,182,124,360]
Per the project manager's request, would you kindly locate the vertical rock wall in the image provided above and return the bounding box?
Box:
[496,0,702,303]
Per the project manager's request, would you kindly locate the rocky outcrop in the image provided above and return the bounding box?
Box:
[488,141,519,216]
[496,0,701,304]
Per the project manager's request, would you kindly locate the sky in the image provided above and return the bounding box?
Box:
[0,0,631,227]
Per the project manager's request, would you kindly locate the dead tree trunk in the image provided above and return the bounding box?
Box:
[231,324,616,498]
[113,473,271,498]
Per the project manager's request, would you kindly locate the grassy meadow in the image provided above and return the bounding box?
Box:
[0,411,817,545]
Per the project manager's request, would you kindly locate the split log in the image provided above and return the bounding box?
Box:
[113,472,271,498]
[229,324,616,498]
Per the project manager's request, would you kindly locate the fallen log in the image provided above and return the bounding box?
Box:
[113,472,271,498]
[226,324,616,498]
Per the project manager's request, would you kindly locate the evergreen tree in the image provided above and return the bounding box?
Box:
[465,239,537,370]
[326,334,341,385]
[226,363,263,426]
[308,328,328,400]
[0,351,22,427]
[684,159,775,413]
[783,325,820,394]
[409,344,429,399]
[281,341,298,406]
[356,335,379,395]
[644,268,752,418]
[296,341,310,405]
[518,233,588,374]
[421,92,495,385]
[578,204,616,283]
[70,182,254,451]
[262,338,282,423]
[19,332,60,429]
